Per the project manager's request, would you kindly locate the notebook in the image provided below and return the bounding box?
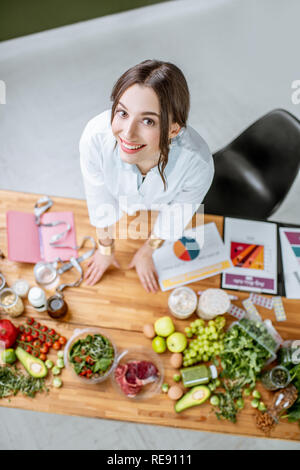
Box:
[6,210,77,263]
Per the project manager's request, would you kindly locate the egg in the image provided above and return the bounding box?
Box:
[170,353,183,369]
[168,385,183,400]
[143,323,155,339]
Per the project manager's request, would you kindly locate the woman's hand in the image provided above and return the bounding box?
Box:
[84,250,120,286]
[128,242,159,293]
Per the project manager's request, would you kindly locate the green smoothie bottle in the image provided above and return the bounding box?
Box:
[181,364,218,387]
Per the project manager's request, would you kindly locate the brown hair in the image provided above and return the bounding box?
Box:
[110,59,190,190]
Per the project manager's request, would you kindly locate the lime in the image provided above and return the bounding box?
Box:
[1,348,17,364]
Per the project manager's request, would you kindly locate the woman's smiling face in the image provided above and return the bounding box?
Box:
[111,84,162,166]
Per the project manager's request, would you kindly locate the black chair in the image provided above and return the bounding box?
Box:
[203,109,300,220]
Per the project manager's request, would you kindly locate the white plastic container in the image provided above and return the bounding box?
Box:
[28,286,47,312]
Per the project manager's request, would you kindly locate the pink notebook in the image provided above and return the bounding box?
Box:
[6,211,78,263]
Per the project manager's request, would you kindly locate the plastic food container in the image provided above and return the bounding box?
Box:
[168,287,197,319]
[111,347,164,400]
[64,328,117,384]
[196,288,231,320]
[237,317,282,356]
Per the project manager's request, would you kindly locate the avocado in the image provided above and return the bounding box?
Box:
[15,347,48,378]
[175,385,210,413]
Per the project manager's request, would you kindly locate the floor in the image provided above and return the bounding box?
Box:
[1,0,300,450]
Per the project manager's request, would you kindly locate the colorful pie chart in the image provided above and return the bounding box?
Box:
[173,237,200,261]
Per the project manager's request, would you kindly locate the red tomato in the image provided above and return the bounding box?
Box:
[25,327,32,334]
[32,330,39,339]
[39,334,46,342]
[20,334,26,342]
[26,317,34,325]
[58,336,67,345]
[32,350,39,358]
[39,353,47,361]
[45,340,53,348]
[41,326,48,332]
[49,329,56,336]
[79,370,87,376]
[40,345,49,354]
[26,346,32,353]
[26,335,33,342]
[52,341,61,350]
[33,340,41,348]
[86,370,93,378]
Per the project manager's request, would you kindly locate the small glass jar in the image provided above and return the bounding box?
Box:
[261,365,291,391]
[34,261,59,291]
[12,279,30,298]
[0,287,24,317]
[197,288,230,320]
[168,287,197,319]
[47,294,68,319]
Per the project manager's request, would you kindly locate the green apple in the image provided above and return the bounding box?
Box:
[152,336,167,354]
[154,316,175,337]
[166,332,187,353]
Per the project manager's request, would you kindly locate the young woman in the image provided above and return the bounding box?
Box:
[80,59,214,293]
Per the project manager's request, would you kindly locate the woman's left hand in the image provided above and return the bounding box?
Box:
[128,242,159,293]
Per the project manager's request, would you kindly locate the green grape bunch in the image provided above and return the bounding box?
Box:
[183,316,226,367]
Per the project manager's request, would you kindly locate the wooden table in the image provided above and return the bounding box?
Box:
[1,189,300,442]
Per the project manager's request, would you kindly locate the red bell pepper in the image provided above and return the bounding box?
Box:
[0,319,18,348]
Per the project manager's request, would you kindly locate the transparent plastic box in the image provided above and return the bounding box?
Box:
[237,316,282,357]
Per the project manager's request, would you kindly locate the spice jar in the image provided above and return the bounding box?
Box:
[12,279,30,298]
[261,365,291,391]
[28,287,47,312]
[168,287,197,319]
[47,294,68,319]
[0,288,24,317]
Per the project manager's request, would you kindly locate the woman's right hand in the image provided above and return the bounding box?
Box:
[84,250,120,286]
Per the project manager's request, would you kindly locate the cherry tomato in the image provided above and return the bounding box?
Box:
[32,330,39,339]
[19,325,25,332]
[20,334,26,342]
[39,334,46,342]
[33,322,40,329]
[41,326,48,332]
[39,353,47,361]
[58,336,67,345]
[33,340,41,348]
[26,335,33,342]
[26,317,34,325]
[79,370,87,376]
[32,350,39,358]
[26,346,32,354]
[86,356,94,365]
[25,327,32,334]
[86,370,93,378]
[52,341,61,350]
[49,329,56,336]
[40,345,49,354]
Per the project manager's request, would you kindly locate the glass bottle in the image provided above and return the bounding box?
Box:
[46,294,68,319]
[261,365,291,391]
[181,364,218,387]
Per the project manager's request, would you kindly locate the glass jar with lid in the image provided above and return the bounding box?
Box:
[168,287,197,319]
[0,288,24,317]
